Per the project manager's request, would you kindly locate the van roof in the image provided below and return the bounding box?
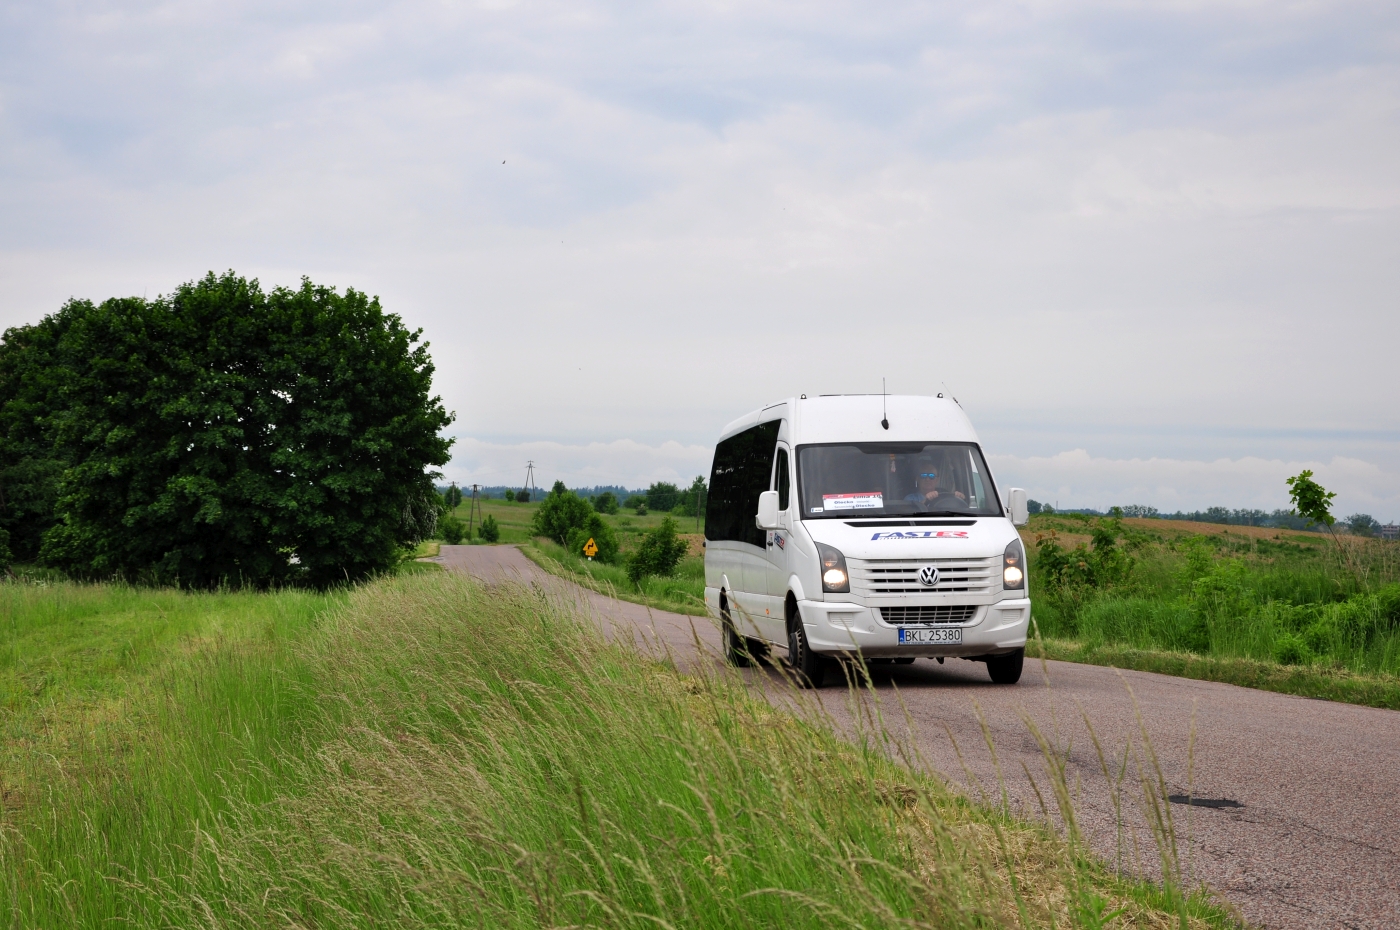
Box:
[718,394,980,446]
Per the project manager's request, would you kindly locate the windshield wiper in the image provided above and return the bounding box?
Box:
[917,511,976,517]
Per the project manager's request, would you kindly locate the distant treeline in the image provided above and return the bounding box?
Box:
[437,480,710,517]
[437,485,644,501]
[1026,501,1395,535]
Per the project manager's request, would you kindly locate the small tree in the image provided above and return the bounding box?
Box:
[593,491,619,515]
[478,514,500,542]
[440,515,466,545]
[567,513,620,563]
[1288,470,1352,570]
[445,483,463,510]
[531,484,594,546]
[645,482,680,513]
[504,489,515,502]
[517,489,530,504]
[627,517,688,585]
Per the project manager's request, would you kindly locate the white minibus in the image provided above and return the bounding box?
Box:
[703,394,1031,687]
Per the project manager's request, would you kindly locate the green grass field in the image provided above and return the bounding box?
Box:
[1024,514,1400,708]
[0,571,1238,929]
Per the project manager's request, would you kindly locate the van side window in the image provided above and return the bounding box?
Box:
[705,420,781,546]
[775,448,790,511]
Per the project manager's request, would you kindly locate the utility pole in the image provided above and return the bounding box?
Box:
[524,461,538,501]
[467,484,482,538]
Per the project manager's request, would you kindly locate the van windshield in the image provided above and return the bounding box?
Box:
[796,443,1002,518]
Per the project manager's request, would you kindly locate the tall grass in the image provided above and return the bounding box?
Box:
[2,572,1235,928]
[1027,517,1400,683]
[524,536,708,615]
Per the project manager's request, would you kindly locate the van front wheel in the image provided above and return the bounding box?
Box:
[986,648,1024,684]
[787,616,827,688]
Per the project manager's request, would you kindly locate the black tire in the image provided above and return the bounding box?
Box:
[986,648,1024,684]
[787,612,827,688]
[721,599,752,668]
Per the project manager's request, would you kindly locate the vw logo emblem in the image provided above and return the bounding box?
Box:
[917,565,940,587]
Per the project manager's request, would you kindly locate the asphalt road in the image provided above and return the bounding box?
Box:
[430,545,1400,930]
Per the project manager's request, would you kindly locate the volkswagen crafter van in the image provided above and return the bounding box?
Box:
[703,394,1031,687]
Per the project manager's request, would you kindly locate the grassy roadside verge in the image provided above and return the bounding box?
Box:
[2,572,1239,928]
[520,536,710,617]
[1028,635,1400,710]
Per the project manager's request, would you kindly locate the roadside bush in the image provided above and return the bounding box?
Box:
[1033,520,1136,592]
[628,517,688,585]
[1274,632,1312,666]
[566,513,619,563]
[439,515,466,545]
[593,491,619,515]
[532,483,594,547]
[478,514,500,543]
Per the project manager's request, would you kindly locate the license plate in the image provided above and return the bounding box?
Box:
[898,627,963,645]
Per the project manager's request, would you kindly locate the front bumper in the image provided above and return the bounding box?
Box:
[799,598,1031,658]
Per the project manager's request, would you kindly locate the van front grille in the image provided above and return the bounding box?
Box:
[848,556,999,596]
[881,605,979,625]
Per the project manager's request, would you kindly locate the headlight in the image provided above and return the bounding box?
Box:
[1003,538,1026,590]
[817,542,850,594]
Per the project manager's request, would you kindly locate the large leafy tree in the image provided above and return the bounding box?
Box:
[0,271,453,587]
[0,309,72,562]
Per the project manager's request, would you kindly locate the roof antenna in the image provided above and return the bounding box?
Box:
[880,379,889,430]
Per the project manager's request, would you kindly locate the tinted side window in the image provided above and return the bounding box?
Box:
[775,448,790,511]
[705,420,780,545]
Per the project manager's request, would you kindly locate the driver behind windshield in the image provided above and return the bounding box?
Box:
[905,455,966,511]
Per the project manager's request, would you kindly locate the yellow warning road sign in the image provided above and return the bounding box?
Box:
[583,538,599,558]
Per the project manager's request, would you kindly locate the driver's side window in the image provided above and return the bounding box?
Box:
[774,448,790,511]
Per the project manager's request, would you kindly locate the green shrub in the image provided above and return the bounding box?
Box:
[1274,632,1312,665]
[566,514,619,563]
[1033,522,1134,592]
[593,491,619,515]
[440,515,466,545]
[504,489,515,502]
[627,517,688,585]
[532,484,594,546]
[478,514,500,543]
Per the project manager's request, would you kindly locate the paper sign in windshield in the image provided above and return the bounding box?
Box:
[823,492,883,511]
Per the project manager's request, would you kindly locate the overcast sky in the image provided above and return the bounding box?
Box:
[3,1,1397,517]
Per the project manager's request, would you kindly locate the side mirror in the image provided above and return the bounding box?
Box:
[1008,488,1029,527]
[755,490,781,530]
